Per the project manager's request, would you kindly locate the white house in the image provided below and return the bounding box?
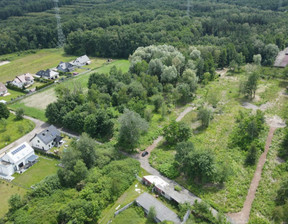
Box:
[0,82,7,96]
[10,73,34,88]
[30,125,62,151]
[56,62,74,73]
[71,55,91,67]
[0,142,38,176]
[36,69,59,80]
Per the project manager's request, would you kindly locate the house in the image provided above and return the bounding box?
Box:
[0,82,7,96]
[56,61,74,73]
[36,69,59,80]
[71,55,91,67]
[143,175,195,205]
[10,73,34,88]
[0,142,38,177]
[30,125,62,151]
[135,192,181,223]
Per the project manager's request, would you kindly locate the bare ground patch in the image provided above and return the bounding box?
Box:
[21,88,57,110]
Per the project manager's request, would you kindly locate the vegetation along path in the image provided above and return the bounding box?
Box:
[228,108,286,224]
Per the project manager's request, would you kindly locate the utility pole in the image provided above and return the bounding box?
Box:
[54,0,65,48]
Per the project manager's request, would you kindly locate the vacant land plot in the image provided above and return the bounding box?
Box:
[9,60,130,121]
[0,114,35,150]
[112,206,152,224]
[0,181,27,218]
[12,156,59,188]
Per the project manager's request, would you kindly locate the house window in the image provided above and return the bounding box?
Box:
[37,140,40,143]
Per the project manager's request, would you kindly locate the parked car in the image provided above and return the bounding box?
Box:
[141,151,149,157]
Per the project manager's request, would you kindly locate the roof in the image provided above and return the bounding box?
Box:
[0,100,6,104]
[14,73,34,83]
[144,175,169,189]
[72,55,90,66]
[57,62,74,71]
[26,154,38,163]
[1,142,34,164]
[35,125,61,145]
[0,82,7,92]
[136,192,181,223]
[274,48,288,67]
[36,69,59,78]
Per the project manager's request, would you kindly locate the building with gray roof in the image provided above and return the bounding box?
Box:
[30,125,62,151]
[135,192,181,224]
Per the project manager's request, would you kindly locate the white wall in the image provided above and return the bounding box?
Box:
[31,136,53,151]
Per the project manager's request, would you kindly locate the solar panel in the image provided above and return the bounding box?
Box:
[11,144,26,155]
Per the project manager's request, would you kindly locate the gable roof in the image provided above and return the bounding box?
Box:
[36,69,59,78]
[0,82,7,92]
[72,55,90,66]
[35,125,61,145]
[136,192,181,223]
[13,73,34,83]
[57,62,74,72]
[1,142,34,164]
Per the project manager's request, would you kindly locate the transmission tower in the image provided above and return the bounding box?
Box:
[54,0,65,48]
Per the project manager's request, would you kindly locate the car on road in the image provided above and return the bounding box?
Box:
[141,151,149,157]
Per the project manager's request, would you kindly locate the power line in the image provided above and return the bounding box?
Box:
[53,0,65,48]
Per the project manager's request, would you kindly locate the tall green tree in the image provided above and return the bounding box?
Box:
[0,103,9,120]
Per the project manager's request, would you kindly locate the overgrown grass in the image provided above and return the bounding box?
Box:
[12,156,59,188]
[0,113,35,149]
[112,206,150,224]
[0,181,27,218]
[9,103,47,121]
[249,129,288,223]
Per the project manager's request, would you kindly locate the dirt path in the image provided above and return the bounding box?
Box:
[0,61,10,67]
[228,127,276,224]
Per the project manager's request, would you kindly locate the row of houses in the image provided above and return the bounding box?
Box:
[2,55,91,90]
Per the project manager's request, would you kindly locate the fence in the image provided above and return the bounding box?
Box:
[114,201,134,217]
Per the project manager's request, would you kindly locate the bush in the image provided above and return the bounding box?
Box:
[174,185,182,192]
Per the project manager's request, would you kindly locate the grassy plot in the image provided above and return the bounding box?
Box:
[12,156,59,188]
[0,49,76,83]
[249,129,288,223]
[0,89,25,102]
[0,181,27,218]
[0,114,35,150]
[9,60,129,121]
[112,206,151,224]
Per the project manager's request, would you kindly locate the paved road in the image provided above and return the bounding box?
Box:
[0,113,80,156]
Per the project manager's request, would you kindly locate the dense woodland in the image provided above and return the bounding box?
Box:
[0,0,287,64]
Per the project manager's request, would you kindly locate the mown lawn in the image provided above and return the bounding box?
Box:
[12,156,59,188]
[0,113,35,150]
[249,129,288,223]
[0,181,27,218]
[9,59,129,121]
[0,89,25,102]
[112,206,151,224]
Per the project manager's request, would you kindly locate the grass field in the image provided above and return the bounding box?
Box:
[0,89,25,102]
[12,156,59,188]
[249,129,288,223]
[0,113,35,150]
[112,206,152,224]
[149,71,283,213]
[9,59,130,121]
[0,181,27,218]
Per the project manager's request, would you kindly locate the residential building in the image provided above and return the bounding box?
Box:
[0,82,7,96]
[30,125,62,151]
[10,73,34,88]
[71,55,91,67]
[36,69,59,80]
[0,142,38,176]
[56,61,74,73]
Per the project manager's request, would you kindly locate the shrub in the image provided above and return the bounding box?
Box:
[174,185,182,192]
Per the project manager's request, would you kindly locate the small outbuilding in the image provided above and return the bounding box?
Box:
[30,125,62,151]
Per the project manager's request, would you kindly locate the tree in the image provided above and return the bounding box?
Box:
[175,141,194,166]
[197,107,213,128]
[176,83,191,104]
[279,128,288,160]
[15,108,24,120]
[263,44,279,66]
[253,54,262,65]
[161,66,177,83]
[9,194,23,212]
[148,59,163,79]
[147,206,156,222]
[84,110,114,140]
[245,143,258,165]
[0,103,9,120]
[240,72,259,99]
[163,121,192,145]
[181,69,198,93]
[151,94,164,112]
[118,109,149,151]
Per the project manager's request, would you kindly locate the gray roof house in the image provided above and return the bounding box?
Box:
[71,55,91,67]
[0,82,7,96]
[30,125,62,151]
[36,69,59,80]
[56,62,75,73]
[135,192,181,224]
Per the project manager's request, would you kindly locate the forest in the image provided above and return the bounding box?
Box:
[0,0,288,63]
